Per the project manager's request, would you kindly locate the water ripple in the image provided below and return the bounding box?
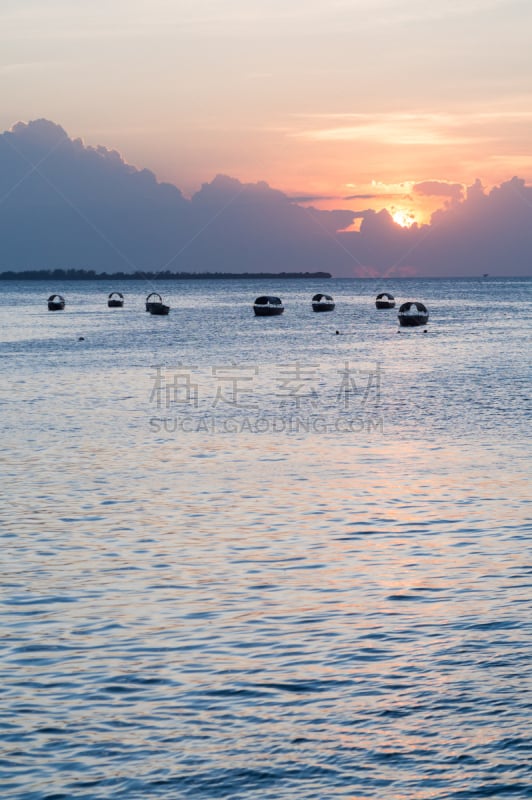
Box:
[1,278,530,798]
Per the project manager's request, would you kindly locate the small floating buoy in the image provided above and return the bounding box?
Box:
[335,330,340,335]
[78,336,85,341]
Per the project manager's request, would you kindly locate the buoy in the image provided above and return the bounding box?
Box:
[78,336,85,341]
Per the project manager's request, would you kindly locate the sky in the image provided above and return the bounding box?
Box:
[1,0,531,230]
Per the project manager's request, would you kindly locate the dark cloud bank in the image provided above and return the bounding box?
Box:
[1,119,531,277]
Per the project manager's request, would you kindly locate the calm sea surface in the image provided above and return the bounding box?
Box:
[1,277,530,799]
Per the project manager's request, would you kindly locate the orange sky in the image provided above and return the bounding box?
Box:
[1,1,531,226]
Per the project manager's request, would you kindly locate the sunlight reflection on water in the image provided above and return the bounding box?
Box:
[1,278,530,798]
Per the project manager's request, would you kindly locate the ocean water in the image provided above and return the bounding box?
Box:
[1,277,530,799]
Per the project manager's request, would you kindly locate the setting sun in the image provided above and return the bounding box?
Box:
[392,209,416,228]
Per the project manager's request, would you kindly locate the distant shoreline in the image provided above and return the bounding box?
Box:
[0,269,332,281]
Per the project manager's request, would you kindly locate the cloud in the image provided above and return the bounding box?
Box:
[293,112,490,146]
[287,193,339,203]
[344,194,379,200]
[290,109,532,159]
[414,180,464,202]
[0,120,531,278]
[336,177,532,276]
[344,193,410,201]
[0,60,61,75]
[0,119,355,274]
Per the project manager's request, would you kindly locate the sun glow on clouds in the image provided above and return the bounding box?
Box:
[346,180,423,226]
[367,179,415,195]
[276,105,532,224]
[299,178,432,227]
[2,0,530,235]
[392,209,416,228]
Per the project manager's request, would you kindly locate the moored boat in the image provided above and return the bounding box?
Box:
[253,296,284,316]
[149,303,170,315]
[312,293,335,312]
[108,291,124,308]
[375,292,395,309]
[398,301,429,327]
[146,292,163,312]
[47,294,65,311]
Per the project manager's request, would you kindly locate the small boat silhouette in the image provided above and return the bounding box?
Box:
[149,302,170,315]
[312,293,335,312]
[146,292,170,315]
[375,292,395,309]
[145,292,169,314]
[253,296,284,316]
[108,291,124,308]
[145,292,163,312]
[47,294,65,311]
[398,301,429,327]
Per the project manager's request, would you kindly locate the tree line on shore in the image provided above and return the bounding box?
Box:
[0,269,332,281]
